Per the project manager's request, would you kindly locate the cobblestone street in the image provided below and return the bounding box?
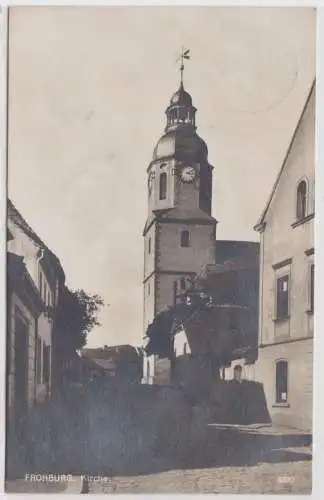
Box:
[5,424,312,494]
[90,424,312,494]
[92,459,311,494]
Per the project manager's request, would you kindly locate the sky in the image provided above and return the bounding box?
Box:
[8,6,315,348]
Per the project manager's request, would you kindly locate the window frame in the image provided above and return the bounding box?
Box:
[275,359,288,404]
[159,172,167,200]
[274,272,290,321]
[180,230,190,248]
[296,178,308,222]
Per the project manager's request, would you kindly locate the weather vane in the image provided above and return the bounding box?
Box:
[177,48,190,85]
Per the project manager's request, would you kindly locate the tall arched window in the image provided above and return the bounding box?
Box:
[276,360,288,403]
[180,230,190,247]
[159,172,167,200]
[296,180,307,220]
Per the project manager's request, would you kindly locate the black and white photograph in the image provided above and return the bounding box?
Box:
[2,5,316,494]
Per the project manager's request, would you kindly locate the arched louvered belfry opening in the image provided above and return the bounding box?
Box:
[159,172,167,200]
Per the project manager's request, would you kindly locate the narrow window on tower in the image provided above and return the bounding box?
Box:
[180,230,190,247]
[159,172,167,200]
[148,237,151,254]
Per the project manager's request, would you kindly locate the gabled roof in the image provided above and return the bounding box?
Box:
[254,78,315,232]
[8,198,65,282]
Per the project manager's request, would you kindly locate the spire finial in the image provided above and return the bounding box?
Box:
[177,48,190,86]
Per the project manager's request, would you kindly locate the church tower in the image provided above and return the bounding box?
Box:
[143,55,217,383]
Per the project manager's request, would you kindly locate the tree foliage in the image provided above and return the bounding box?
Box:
[145,309,174,358]
[54,286,104,356]
[144,291,248,361]
[145,302,196,358]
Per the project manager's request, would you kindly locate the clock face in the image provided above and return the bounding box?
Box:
[181,165,196,183]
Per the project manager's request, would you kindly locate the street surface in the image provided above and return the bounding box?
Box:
[5,423,312,494]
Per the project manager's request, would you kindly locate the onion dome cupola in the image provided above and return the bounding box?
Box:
[165,81,197,131]
[152,49,209,164]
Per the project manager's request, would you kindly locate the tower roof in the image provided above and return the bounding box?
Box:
[153,127,208,162]
[151,50,210,164]
[169,82,193,107]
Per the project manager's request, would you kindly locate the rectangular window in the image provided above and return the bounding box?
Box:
[276,360,288,403]
[180,230,190,247]
[148,283,151,296]
[310,264,314,313]
[276,275,289,319]
[148,237,151,254]
[36,335,42,384]
[43,344,51,386]
[159,172,167,200]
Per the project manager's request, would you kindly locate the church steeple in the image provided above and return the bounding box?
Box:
[142,50,217,384]
[165,49,196,132]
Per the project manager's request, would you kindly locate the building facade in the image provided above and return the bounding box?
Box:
[7,200,65,429]
[254,81,315,431]
[142,80,217,383]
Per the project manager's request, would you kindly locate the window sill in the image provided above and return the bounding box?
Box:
[272,403,290,408]
[291,213,314,228]
[273,316,290,324]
